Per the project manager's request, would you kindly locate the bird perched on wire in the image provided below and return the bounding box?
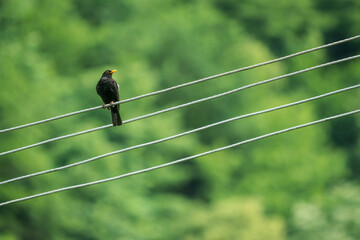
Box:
[96,70,123,126]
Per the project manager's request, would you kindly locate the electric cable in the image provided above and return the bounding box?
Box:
[0,109,358,207]
[0,35,358,134]
[1,54,359,157]
[1,84,358,185]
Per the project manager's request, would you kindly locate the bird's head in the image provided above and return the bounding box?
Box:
[102,70,117,77]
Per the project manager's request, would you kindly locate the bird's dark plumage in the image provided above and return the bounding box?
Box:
[96,70,123,126]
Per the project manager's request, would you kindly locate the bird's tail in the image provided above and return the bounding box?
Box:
[111,107,122,126]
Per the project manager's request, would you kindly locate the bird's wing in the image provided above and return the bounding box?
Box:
[96,83,101,96]
[111,79,120,102]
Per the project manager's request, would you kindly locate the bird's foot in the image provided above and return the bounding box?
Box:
[101,103,111,110]
[107,101,114,110]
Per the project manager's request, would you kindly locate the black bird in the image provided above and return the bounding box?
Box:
[96,70,123,126]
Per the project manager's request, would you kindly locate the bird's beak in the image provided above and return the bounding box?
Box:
[110,70,117,74]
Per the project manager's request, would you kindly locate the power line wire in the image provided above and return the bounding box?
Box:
[0,124,113,157]
[1,84,359,185]
[1,109,358,207]
[1,35,358,134]
[1,54,359,157]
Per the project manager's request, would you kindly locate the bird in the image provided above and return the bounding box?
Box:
[96,70,123,126]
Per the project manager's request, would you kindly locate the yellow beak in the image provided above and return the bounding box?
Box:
[110,70,117,74]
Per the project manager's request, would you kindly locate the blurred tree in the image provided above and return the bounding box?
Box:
[0,0,359,239]
[184,198,285,240]
[290,184,360,240]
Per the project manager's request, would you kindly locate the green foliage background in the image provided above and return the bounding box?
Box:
[0,0,359,239]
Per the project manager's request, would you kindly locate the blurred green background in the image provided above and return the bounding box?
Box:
[0,0,359,239]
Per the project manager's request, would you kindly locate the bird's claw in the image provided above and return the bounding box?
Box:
[107,101,114,110]
[102,103,110,110]
[102,101,114,110]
